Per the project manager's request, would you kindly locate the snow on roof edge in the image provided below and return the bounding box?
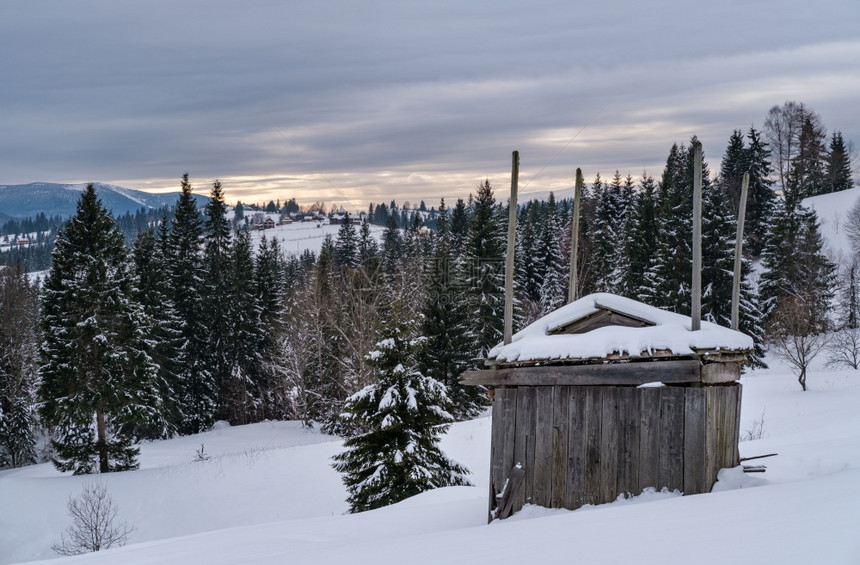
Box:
[488,293,753,364]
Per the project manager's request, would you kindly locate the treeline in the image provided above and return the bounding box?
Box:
[0,206,176,272]
[0,101,855,472]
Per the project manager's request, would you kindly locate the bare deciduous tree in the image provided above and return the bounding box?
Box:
[826,327,860,370]
[765,103,826,186]
[767,297,830,391]
[844,198,860,258]
[52,481,134,556]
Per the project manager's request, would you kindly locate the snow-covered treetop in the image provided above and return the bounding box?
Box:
[488,293,753,365]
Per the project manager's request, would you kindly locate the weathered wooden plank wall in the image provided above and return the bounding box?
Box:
[489,382,742,517]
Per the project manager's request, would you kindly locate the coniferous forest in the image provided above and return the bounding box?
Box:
[0,102,856,509]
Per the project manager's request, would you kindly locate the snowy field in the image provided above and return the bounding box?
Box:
[2,355,859,565]
[245,218,385,259]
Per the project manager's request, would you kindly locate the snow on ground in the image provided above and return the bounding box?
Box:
[803,186,860,265]
[246,221,385,259]
[2,356,860,565]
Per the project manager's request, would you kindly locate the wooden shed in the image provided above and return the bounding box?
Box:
[462,292,753,520]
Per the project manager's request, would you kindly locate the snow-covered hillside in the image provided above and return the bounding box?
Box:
[803,186,860,265]
[245,220,385,258]
[2,357,859,565]
[4,189,860,565]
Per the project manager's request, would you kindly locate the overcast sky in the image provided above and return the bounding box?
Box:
[2,0,859,210]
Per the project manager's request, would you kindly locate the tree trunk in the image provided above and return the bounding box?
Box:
[798,367,807,391]
[96,409,109,473]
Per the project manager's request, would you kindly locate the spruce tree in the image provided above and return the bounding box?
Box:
[743,127,776,257]
[132,228,184,438]
[224,229,264,424]
[700,178,768,367]
[717,130,748,213]
[825,131,854,194]
[332,313,471,513]
[0,265,40,468]
[334,212,359,270]
[465,180,506,356]
[39,184,158,474]
[587,173,618,293]
[450,198,469,252]
[309,237,348,431]
[417,200,484,419]
[641,142,695,312]
[202,180,233,421]
[627,174,658,299]
[381,214,402,274]
[786,114,828,203]
[537,193,565,314]
[357,217,379,266]
[515,202,541,304]
[255,236,287,419]
[759,200,836,329]
[167,174,212,435]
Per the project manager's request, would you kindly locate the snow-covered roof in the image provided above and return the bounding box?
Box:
[488,293,753,365]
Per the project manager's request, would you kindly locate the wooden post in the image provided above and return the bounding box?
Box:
[731,172,749,331]
[504,151,519,345]
[568,168,584,303]
[692,142,702,332]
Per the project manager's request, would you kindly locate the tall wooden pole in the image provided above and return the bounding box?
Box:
[731,172,749,331]
[692,142,703,331]
[504,151,519,345]
[568,168,583,303]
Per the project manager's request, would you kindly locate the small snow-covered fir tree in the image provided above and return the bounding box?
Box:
[332,314,471,513]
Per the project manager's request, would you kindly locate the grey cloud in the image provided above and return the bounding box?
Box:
[1,0,859,207]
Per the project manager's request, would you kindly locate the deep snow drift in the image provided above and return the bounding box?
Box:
[2,356,859,565]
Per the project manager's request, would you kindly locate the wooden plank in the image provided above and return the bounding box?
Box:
[711,386,725,481]
[497,464,526,520]
[716,385,727,473]
[692,140,703,330]
[733,383,743,467]
[503,150,518,346]
[701,362,742,384]
[500,387,518,510]
[489,387,505,517]
[638,387,662,494]
[533,386,554,508]
[599,387,620,504]
[569,168,583,303]
[704,386,719,487]
[582,387,602,506]
[461,359,702,386]
[731,172,750,330]
[683,386,707,495]
[513,387,536,512]
[616,386,639,497]
[551,386,570,508]
[566,387,587,509]
[658,386,685,492]
[726,384,740,468]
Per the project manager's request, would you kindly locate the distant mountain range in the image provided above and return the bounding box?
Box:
[0,182,210,221]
